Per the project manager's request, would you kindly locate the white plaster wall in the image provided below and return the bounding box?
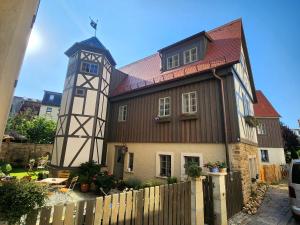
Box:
[106,143,226,181]
[258,147,286,165]
[0,0,39,147]
[39,105,60,121]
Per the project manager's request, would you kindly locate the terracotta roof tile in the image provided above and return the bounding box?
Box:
[112,19,243,96]
[254,90,280,118]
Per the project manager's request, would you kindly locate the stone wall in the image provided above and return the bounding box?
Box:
[229,142,259,204]
[0,142,53,166]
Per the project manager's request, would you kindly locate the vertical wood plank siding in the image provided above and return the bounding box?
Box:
[108,75,238,143]
[257,118,283,148]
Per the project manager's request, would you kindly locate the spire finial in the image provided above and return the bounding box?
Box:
[89,17,98,37]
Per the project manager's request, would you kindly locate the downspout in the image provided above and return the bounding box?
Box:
[211,68,231,173]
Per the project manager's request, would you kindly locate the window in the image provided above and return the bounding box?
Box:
[260,150,269,162]
[242,93,250,116]
[159,97,171,117]
[182,91,197,114]
[75,88,85,97]
[46,107,52,113]
[166,54,179,70]
[81,62,98,75]
[128,153,134,172]
[184,47,197,64]
[159,155,171,177]
[257,123,266,135]
[118,105,127,121]
[49,95,54,101]
[184,156,200,174]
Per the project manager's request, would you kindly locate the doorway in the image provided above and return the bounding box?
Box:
[113,146,125,180]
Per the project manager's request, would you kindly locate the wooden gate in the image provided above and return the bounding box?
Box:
[24,182,191,225]
[203,176,214,225]
[225,171,243,219]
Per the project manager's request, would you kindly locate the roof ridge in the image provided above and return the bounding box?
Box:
[208,18,242,33]
[118,53,158,70]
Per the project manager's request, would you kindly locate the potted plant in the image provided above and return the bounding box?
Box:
[219,162,227,173]
[79,175,90,192]
[93,171,116,195]
[185,162,202,179]
[244,115,259,127]
[204,161,220,173]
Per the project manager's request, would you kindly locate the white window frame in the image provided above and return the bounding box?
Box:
[184,47,197,64]
[158,97,171,117]
[118,105,127,122]
[46,106,52,113]
[257,123,266,135]
[156,152,174,178]
[166,54,179,70]
[180,153,203,181]
[182,91,197,114]
[260,149,269,163]
[127,152,134,172]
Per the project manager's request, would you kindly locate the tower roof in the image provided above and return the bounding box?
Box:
[65,36,116,66]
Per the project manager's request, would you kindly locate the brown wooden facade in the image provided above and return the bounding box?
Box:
[256,118,283,148]
[107,71,240,144]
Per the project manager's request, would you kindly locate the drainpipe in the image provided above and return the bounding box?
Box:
[211,68,231,173]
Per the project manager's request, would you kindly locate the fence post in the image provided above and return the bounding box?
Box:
[191,176,206,225]
[208,172,227,225]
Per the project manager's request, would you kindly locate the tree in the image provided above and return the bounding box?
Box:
[26,117,56,144]
[280,123,300,150]
[280,123,300,161]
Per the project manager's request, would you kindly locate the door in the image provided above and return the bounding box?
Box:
[113,146,125,180]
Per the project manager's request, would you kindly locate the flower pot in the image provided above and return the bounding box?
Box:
[80,183,90,192]
[219,168,227,173]
[209,167,219,173]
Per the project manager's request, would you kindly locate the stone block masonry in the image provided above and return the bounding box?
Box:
[230,143,260,204]
[0,142,53,166]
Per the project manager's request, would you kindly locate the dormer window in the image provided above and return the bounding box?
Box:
[49,95,54,101]
[167,54,179,70]
[184,47,197,64]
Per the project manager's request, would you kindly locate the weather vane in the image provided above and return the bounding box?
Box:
[89,17,98,37]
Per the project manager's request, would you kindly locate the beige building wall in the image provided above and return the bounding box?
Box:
[0,0,40,147]
[258,147,286,165]
[106,143,226,182]
[39,105,60,121]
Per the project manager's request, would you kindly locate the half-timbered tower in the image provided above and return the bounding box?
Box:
[51,37,116,168]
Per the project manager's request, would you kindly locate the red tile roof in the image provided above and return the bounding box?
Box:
[113,19,243,96]
[254,90,280,118]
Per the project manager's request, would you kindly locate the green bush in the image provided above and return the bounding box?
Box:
[93,171,116,194]
[185,162,202,178]
[0,180,47,224]
[124,178,142,190]
[1,163,12,175]
[167,176,178,184]
[78,161,101,183]
[141,179,164,188]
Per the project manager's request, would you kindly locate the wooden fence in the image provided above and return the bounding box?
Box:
[225,171,243,219]
[24,182,191,225]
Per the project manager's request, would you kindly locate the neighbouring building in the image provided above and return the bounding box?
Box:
[39,91,62,121]
[51,19,259,202]
[254,90,286,165]
[0,0,40,147]
[10,96,41,116]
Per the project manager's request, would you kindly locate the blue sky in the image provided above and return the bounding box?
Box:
[17,0,300,128]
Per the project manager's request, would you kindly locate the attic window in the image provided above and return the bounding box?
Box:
[184,47,197,64]
[167,54,179,70]
[49,95,54,101]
